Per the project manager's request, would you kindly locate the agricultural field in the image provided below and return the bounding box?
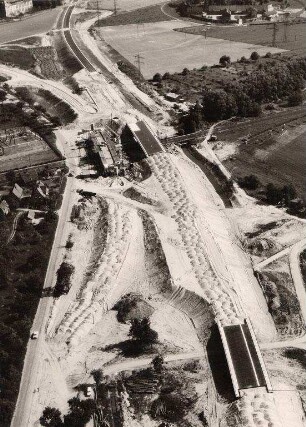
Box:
[177,21,306,55]
[98,20,285,79]
[0,129,61,173]
[213,106,306,202]
[82,0,167,12]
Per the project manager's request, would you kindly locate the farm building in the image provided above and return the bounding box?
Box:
[12,183,32,199]
[203,5,249,23]
[0,0,32,17]
[165,92,184,102]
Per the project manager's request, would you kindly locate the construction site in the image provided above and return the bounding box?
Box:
[0,1,305,427]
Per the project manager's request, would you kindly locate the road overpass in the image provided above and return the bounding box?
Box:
[130,121,164,156]
[218,318,272,398]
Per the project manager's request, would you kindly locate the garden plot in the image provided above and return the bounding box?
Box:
[98,20,285,79]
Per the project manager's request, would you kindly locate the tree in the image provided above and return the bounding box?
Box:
[238,175,260,190]
[153,73,162,83]
[0,89,6,103]
[202,89,238,121]
[54,262,74,297]
[250,51,260,61]
[266,183,282,205]
[91,369,104,386]
[152,354,164,373]
[219,55,231,67]
[182,67,189,75]
[288,90,303,107]
[65,397,96,425]
[129,318,158,345]
[40,407,63,427]
[282,184,296,206]
[5,170,16,185]
[150,394,188,422]
[246,6,257,18]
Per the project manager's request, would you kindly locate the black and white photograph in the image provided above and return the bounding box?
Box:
[0,0,305,426]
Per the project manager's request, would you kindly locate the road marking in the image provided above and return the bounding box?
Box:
[240,324,260,387]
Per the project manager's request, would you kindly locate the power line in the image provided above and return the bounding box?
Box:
[134,53,144,75]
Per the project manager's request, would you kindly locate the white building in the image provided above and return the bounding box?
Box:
[0,0,32,18]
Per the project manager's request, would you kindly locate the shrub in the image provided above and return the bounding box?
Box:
[153,73,162,83]
[53,262,74,297]
[162,72,170,79]
[150,394,188,422]
[238,175,260,190]
[287,90,303,107]
[129,318,158,344]
[250,51,260,61]
[219,55,231,66]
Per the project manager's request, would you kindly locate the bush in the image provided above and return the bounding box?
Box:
[219,55,231,66]
[129,318,158,345]
[287,90,303,107]
[238,174,260,190]
[150,394,188,422]
[250,51,260,61]
[53,262,74,297]
[153,73,162,83]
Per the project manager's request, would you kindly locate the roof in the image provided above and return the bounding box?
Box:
[99,145,114,169]
[0,200,9,214]
[208,4,249,12]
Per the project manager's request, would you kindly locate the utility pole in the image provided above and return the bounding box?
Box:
[134,53,144,75]
[283,18,289,43]
[96,0,100,26]
[272,22,278,47]
[114,0,117,16]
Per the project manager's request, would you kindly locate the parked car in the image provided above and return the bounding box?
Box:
[31,331,39,339]
[84,386,93,398]
[208,134,218,142]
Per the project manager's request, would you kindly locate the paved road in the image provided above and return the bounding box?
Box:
[0,8,62,44]
[64,30,96,72]
[223,324,266,390]
[11,156,75,427]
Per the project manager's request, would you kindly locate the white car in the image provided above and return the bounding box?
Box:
[31,331,39,339]
[84,386,93,398]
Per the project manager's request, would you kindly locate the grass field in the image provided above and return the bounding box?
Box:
[177,22,306,55]
[84,0,166,12]
[95,4,172,26]
[215,107,306,201]
[98,20,285,78]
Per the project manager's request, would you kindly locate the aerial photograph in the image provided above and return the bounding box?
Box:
[0,0,305,426]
